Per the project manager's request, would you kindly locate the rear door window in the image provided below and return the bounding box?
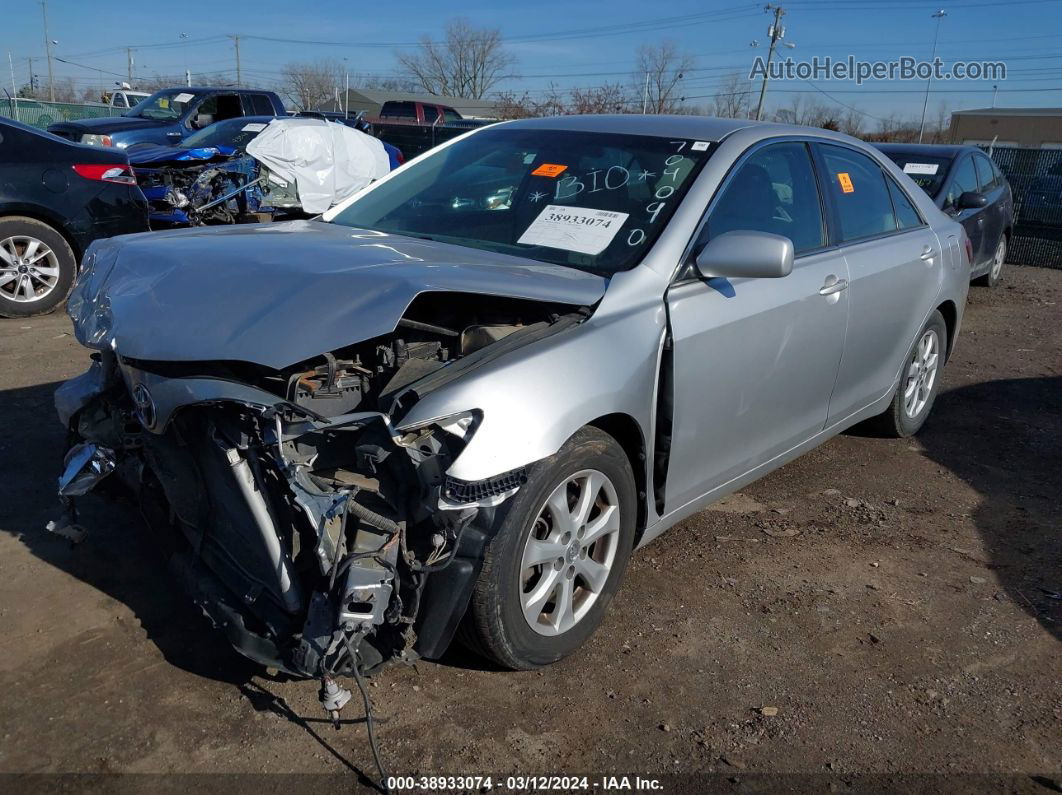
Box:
[244,94,276,115]
[422,105,440,124]
[818,144,897,243]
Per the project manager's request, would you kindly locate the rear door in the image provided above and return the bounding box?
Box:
[815,142,943,423]
[664,140,849,510]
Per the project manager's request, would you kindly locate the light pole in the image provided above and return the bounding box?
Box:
[918,9,947,144]
[40,0,55,102]
[179,33,190,86]
[343,57,349,118]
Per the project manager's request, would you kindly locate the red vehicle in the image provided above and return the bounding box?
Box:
[373,100,464,125]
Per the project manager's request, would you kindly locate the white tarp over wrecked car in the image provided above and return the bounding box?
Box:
[246,118,391,214]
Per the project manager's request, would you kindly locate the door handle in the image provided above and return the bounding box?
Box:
[819,276,848,296]
[920,246,937,261]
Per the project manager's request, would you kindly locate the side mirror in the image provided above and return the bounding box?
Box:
[694,230,794,280]
[958,191,988,210]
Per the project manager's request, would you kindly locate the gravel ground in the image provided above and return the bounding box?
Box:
[0,265,1059,793]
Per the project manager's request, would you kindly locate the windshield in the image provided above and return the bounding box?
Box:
[126,89,202,121]
[880,152,953,198]
[328,128,713,274]
[184,117,271,151]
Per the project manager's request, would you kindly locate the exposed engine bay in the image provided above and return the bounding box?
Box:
[54,291,588,683]
[134,159,298,227]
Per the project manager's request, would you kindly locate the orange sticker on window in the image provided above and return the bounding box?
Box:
[838,172,855,193]
[532,163,567,177]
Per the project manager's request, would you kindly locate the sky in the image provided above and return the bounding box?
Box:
[2,0,1060,126]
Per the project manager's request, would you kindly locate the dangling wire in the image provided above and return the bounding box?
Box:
[347,634,390,794]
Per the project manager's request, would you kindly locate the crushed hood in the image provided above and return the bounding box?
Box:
[69,220,607,369]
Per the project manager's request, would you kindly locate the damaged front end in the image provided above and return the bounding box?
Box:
[53,290,586,679]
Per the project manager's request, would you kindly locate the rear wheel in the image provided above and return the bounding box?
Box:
[461,427,636,669]
[865,310,947,438]
[974,235,1005,287]
[0,217,76,318]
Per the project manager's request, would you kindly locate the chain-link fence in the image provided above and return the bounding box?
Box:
[980,146,1062,269]
[0,98,120,130]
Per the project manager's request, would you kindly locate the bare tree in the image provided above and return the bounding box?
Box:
[713,71,752,119]
[280,58,343,111]
[51,77,79,103]
[569,83,631,115]
[633,41,693,114]
[397,19,513,99]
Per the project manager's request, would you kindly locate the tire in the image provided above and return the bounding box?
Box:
[461,427,637,670]
[865,310,947,438]
[973,235,1005,287]
[0,216,77,318]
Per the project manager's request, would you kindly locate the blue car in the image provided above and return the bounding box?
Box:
[128,116,401,226]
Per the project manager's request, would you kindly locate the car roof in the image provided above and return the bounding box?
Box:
[495,114,864,144]
[871,142,979,159]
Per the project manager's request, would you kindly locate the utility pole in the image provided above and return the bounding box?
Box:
[918,9,947,144]
[26,57,33,95]
[642,71,650,114]
[40,0,55,102]
[126,48,134,86]
[231,35,241,87]
[755,4,785,121]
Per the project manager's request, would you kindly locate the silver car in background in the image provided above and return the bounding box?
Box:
[55,116,970,682]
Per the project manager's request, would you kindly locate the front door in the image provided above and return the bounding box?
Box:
[943,153,988,266]
[664,141,849,513]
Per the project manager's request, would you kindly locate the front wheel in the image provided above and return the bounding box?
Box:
[0,217,77,318]
[461,427,637,669]
[865,310,947,438]
[974,235,1005,287]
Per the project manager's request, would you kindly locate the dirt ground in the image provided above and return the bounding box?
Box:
[0,265,1059,793]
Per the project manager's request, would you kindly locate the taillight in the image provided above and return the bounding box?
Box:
[963,237,974,266]
[72,163,137,185]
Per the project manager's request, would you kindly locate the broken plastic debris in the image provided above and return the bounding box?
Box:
[46,516,86,544]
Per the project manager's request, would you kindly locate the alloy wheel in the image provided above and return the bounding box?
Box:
[903,328,940,419]
[519,469,621,636]
[991,238,1005,281]
[0,235,61,303]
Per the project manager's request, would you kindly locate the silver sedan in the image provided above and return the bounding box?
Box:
[56,115,970,680]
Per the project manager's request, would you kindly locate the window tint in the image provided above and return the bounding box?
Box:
[974,154,998,192]
[702,142,825,255]
[886,177,923,230]
[819,144,896,242]
[381,101,417,119]
[944,156,979,209]
[422,105,440,123]
[245,94,275,115]
[443,108,462,122]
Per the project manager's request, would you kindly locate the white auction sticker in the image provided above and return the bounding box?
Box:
[691,141,710,151]
[518,205,628,255]
[903,162,939,175]
[173,92,195,104]
[242,123,267,132]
